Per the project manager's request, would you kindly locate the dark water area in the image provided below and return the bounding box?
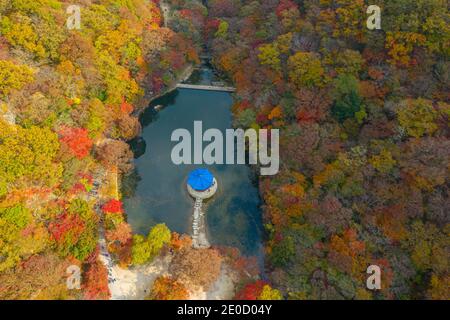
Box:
[123,68,263,257]
[183,60,221,85]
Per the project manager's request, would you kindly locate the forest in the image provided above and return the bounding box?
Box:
[0,0,448,300]
[205,0,449,299]
[0,0,203,299]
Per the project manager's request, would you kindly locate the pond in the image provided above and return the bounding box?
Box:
[122,66,263,257]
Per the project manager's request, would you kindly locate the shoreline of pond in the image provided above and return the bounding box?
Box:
[133,63,196,118]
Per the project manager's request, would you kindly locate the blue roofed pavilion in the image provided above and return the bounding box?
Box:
[187,169,214,191]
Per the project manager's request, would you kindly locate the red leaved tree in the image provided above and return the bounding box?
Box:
[276,0,298,18]
[48,213,85,244]
[59,127,93,159]
[120,98,134,114]
[234,280,266,300]
[82,259,110,300]
[102,199,124,214]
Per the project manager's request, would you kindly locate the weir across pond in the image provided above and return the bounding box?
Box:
[176,83,236,92]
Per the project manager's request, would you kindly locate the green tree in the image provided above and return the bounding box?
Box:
[0,205,47,272]
[131,234,151,265]
[270,235,295,267]
[235,109,256,128]
[331,74,363,123]
[147,223,172,253]
[132,223,171,265]
[215,20,229,38]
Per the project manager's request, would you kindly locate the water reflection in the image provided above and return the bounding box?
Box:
[128,137,146,159]
[121,169,142,199]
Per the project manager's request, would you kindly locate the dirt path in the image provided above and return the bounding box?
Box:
[160,1,171,27]
[106,255,172,300]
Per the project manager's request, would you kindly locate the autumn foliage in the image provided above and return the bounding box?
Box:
[0,0,206,300]
[235,280,266,300]
[1,0,449,301]
[148,276,189,300]
[102,199,124,214]
[170,248,222,290]
[207,0,450,300]
[49,212,85,243]
[59,127,93,159]
[235,281,282,300]
[82,250,110,300]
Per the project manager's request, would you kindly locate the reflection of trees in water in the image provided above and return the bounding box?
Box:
[139,107,159,127]
[185,69,202,84]
[208,196,262,256]
[132,215,158,236]
[121,168,141,199]
[140,196,177,208]
[184,59,219,85]
[140,90,179,127]
[129,137,146,159]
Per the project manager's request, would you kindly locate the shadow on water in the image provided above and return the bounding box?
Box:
[128,137,146,159]
[121,169,142,199]
[123,68,263,257]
